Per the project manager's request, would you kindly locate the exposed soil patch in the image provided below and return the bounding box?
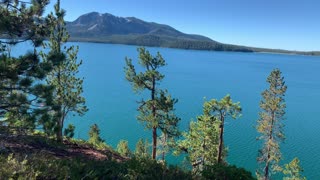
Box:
[0,134,127,162]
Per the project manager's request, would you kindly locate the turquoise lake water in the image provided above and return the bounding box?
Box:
[11,42,320,178]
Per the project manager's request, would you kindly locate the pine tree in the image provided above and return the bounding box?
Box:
[117,140,132,157]
[176,95,241,172]
[256,69,287,180]
[125,47,180,159]
[283,158,306,180]
[155,90,180,161]
[40,0,87,141]
[135,138,149,157]
[176,114,218,173]
[0,0,53,130]
[204,94,241,164]
[157,132,169,161]
[88,123,104,146]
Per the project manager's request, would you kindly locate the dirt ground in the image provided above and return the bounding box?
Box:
[0,134,127,162]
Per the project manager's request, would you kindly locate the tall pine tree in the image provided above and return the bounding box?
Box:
[40,0,87,141]
[125,47,180,159]
[256,69,287,180]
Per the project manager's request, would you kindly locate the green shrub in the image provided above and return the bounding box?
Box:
[0,154,39,179]
[125,157,192,180]
[201,164,256,180]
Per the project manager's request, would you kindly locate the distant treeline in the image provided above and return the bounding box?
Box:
[68,34,320,55]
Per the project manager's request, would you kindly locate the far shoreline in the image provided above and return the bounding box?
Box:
[66,38,320,57]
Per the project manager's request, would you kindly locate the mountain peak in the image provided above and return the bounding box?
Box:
[67,12,213,41]
[82,11,102,17]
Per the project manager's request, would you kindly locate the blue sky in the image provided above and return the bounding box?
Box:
[46,0,320,51]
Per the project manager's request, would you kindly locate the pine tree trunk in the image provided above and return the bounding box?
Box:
[56,6,62,142]
[57,129,62,142]
[264,112,275,180]
[162,150,165,161]
[56,114,64,142]
[217,115,224,164]
[151,76,157,160]
[152,127,157,159]
[264,157,269,180]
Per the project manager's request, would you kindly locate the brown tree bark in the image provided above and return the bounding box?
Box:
[151,76,157,159]
[152,127,157,159]
[264,111,275,180]
[217,115,224,164]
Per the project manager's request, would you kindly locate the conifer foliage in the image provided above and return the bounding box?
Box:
[177,110,219,172]
[88,123,105,146]
[117,140,131,157]
[135,138,149,157]
[256,69,287,180]
[0,0,52,129]
[283,157,306,180]
[124,47,180,159]
[204,94,241,164]
[176,95,241,172]
[40,0,87,142]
